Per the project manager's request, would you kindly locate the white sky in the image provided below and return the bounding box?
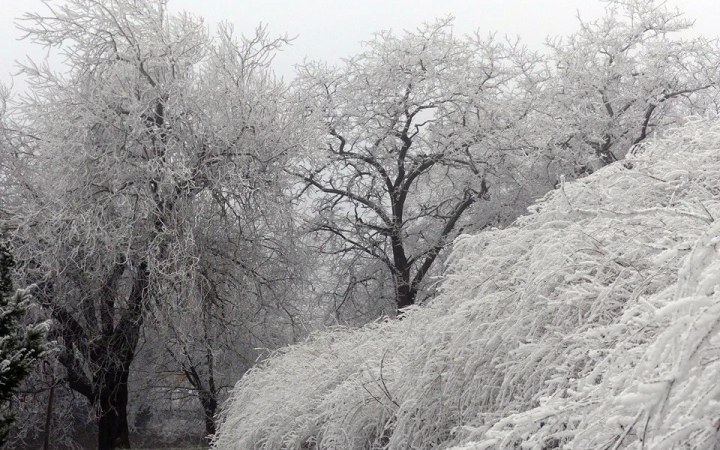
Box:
[1,0,719,90]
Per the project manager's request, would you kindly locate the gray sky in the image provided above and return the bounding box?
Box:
[1,0,719,90]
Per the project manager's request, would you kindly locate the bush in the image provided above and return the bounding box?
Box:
[0,241,51,446]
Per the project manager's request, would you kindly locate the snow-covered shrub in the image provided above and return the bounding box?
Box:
[212,118,720,449]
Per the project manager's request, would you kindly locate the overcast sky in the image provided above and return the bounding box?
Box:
[1,0,719,91]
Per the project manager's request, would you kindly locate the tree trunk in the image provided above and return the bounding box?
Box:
[97,370,131,450]
[396,278,416,311]
[199,389,217,438]
[395,264,418,312]
[390,224,415,311]
[42,373,55,450]
[94,263,146,450]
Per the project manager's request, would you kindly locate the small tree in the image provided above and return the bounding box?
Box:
[0,241,50,446]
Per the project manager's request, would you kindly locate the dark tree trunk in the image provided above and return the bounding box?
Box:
[42,373,55,450]
[51,261,148,450]
[93,263,146,450]
[199,390,217,438]
[396,274,416,311]
[183,363,218,441]
[97,371,131,450]
[391,219,415,311]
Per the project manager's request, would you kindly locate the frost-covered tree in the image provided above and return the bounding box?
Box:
[293,0,720,316]
[292,19,547,313]
[0,240,50,447]
[1,1,301,448]
[132,186,310,440]
[542,0,720,171]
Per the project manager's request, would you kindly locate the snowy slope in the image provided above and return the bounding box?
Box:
[212,119,720,450]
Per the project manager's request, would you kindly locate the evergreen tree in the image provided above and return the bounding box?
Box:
[0,241,50,446]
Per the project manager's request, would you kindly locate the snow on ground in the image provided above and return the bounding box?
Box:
[212,118,720,449]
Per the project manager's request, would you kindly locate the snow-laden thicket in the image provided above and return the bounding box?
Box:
[212,119,720,449]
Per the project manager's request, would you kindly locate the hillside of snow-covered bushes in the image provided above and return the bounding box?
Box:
[212,119,720,449]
